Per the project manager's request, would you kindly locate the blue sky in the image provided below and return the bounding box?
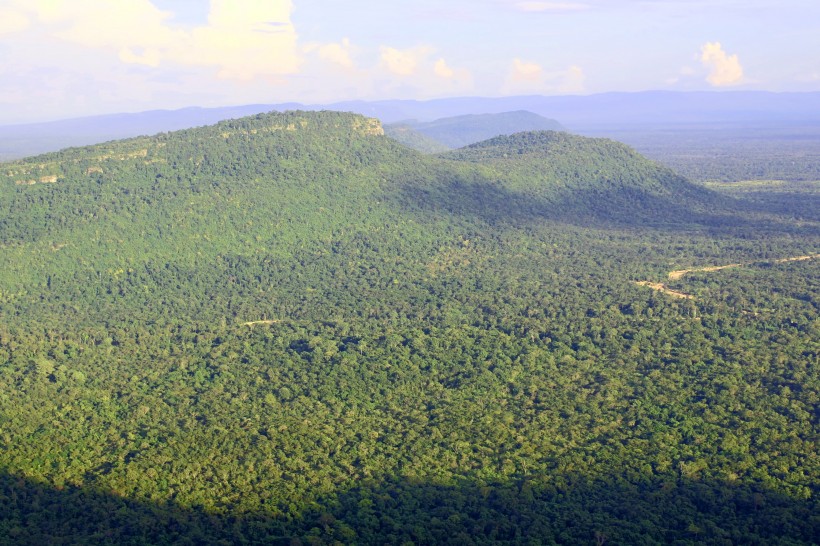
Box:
[0,0,818,123]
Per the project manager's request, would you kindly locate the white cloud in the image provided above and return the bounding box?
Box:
[510,58,544,83]
[432,58,473,91]
[503,58,584,94]
[371,47,473,98]
[49,1,175,49]
[11,0,301,81]
[514,2,589,12]
[434,58,455,79]
[561,65,585,93]
[700,42,743,86]
[0,8,29,34]
[187,0,300,80]
[312,38,355,68]
[0,1,513,120]
[380,46,432,76]
[0,0,309,122]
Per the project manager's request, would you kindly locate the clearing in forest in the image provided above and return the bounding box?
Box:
[638,253,819,300]
[668,264,742,280]
[667,253,820,281]
[242,320,282,327]
[635,281,694,299]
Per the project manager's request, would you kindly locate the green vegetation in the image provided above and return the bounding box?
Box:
[0,111,817,544]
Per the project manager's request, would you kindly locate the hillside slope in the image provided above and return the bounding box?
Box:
[437,131,719,225]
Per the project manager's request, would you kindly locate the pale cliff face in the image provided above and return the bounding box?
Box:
[353,117,384,136]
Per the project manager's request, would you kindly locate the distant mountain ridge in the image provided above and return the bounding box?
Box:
[335,91,820,126]
[2,91,819,160]
[385,111,565,151]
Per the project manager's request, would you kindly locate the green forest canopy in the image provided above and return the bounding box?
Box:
[0,111,817,544]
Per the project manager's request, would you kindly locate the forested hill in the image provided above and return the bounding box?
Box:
[0,111,715,256]
[0,111,722,310]
[438,130,719,224]
[0,111,817,544]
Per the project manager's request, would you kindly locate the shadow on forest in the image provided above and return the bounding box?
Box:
[389,174,820,237]
[1,469,817,545]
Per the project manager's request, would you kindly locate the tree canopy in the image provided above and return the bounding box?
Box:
[0,111,817,544]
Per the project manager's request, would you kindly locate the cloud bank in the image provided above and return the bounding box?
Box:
[11,0,301,81]
[3,0,801,124]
